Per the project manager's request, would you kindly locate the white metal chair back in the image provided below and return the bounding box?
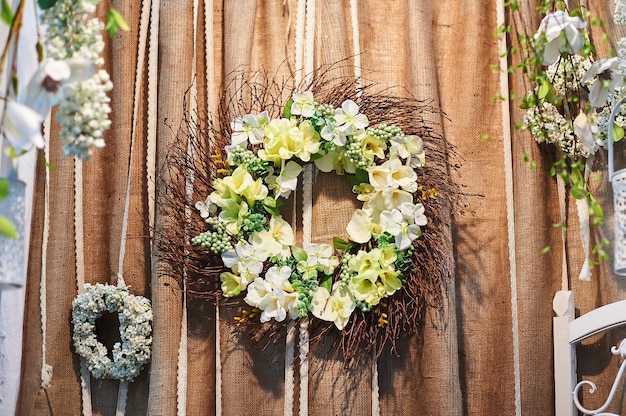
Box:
[554,291,626,415]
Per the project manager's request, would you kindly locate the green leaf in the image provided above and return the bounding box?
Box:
[540,245,551,255]
[347,168,369,187]
[291,246,307,262]
[614,124,625,142]
[320,274,332,293]
[282,98,294,119]
[332,236,349,250]
[0,178,8,200]
[570,187,587,200]
[538,79,551,99]
[1,0,14,26]
[37,0,58,10]
[0,215,17,239]
[262,203,280,217]
[106,8,130,38]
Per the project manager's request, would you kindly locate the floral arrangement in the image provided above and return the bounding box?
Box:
[192,91,431,330]
[157,72,460,360]
[1,0,126,158]
[499,0,626,270]
[0,0,127,237]
[71,284,152,382]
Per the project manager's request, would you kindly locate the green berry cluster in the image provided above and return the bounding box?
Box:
[310,103,335,129]
[355,300,372,312]
[345,136,373,170]
[339,253,356,282]
[229,146,270,179]
[240,211,267,236]
[368,123,404,143]
[191,217,234,254]
[291,274,319,317]
[315,103,335,118]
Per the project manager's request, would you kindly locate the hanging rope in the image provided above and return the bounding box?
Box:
[111,0,154,411]
[74,156,93,416]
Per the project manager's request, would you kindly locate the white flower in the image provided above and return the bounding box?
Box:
[311,283,355,330]
[303,243,339,275]
[390,135,426,168]
[399,202,427,227]
[334,99,369,135]
[2,100,44,153]
[362,187,414,213]
[583,57,625,108]
[573,110,600,155]
[534,11,586,65]
[347,209,374,243]
[267,160,302,199]
[221,241,268,283]
[21,58,95,116]
[250,215,294,259]
[320,124,348,146]
[290,91,315,118]
[231,112,269,146]
[195,196,217,218]
[244,266,298,322]
[379,209,421,250]
[367,158,417,192]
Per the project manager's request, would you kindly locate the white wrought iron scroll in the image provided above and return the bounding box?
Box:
[554,292,626,415]
[572,338,626,416]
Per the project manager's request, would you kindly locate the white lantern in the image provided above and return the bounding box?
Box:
[609,97,626,275]
[0,176,26,287]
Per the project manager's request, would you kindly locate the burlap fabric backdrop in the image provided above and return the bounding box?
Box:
[15,0,626,414]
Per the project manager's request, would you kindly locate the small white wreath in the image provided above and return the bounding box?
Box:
[72,283,152,382]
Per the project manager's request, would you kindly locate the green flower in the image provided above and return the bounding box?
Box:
[220,272,246,297]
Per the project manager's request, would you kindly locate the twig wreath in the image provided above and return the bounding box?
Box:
[157,69,461,362]
[72,284,153,381]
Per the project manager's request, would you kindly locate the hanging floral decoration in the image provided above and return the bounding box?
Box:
[157,72,461,361]
[72,284,152,382]
[498,0,626,274]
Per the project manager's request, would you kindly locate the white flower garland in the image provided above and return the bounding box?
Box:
[72,284,152,382]
[193,91,434,331]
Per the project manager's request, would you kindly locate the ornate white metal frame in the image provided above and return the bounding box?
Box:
[554,291,626,415]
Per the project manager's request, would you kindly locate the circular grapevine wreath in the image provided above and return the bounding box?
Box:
[72,283,153,382]
[158,72,460,362]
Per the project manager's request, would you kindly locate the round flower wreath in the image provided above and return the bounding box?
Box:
[72,283,153,382]
[191,91,436,331]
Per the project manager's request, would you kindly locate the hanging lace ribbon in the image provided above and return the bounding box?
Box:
[284,1,315,415]
[40,116,54,395]
[110,0,154,412]
[576,157,593,282]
